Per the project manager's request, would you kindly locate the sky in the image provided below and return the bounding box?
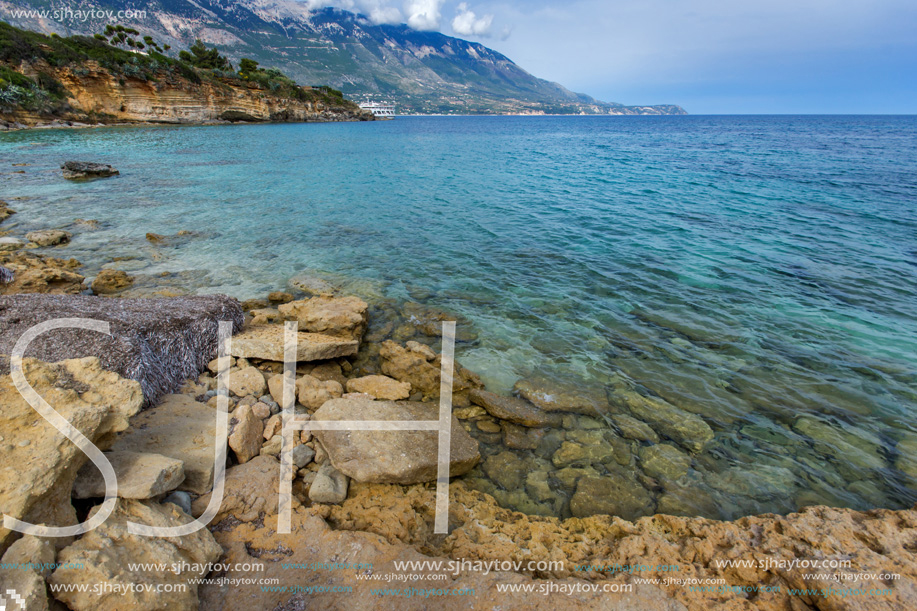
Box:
[303,0,917,113]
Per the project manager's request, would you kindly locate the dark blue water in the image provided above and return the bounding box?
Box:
[2,115,916,519]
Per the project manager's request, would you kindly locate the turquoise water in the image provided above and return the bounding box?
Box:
[2,115,916,519]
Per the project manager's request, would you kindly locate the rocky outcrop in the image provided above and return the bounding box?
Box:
[0,357,143,552]
[0,251,84,295]
[0,293,244,405]
[90,269,134,294]
[60,161,119,180]
[313,397,480,484]
[112,394,217,494]
[49,499,222,611]
[25,229,71,247]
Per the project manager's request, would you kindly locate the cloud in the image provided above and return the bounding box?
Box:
[404,0,445,30]
[301,0,402,25]
[451,2,494,37]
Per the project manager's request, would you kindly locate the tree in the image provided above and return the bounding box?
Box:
[178,39,232,71]
[238,57,259,75]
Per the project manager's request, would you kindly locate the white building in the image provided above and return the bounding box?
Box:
[359,102,396,118]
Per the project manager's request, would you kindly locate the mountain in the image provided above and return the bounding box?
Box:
[0,0,686,115]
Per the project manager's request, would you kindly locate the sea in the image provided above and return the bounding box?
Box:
[2,115,916,520]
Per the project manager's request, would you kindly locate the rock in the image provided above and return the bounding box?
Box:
[525,471,555,503]
[406,340,437,360]
[611,413,660,443]
[0,251,84,294]
[90,269,134,294]
[0,566,47,611]
[0,294,244,405]
[345,374,411,400]
[112,394,217,494]
[469,388,561,427]
[401,302,479,342]
[297,374,343,410]
[49,499,220,611]
[482,451,529,489]
[611,388,714,453]
[503,423,545,450]
[379,340,482,400]
[230,325,358,362]
[249,307,281,325]
[309,362,348,386]
[896,434,917,484]
[2,534,56,578]
[228,365,266,397]
[292,444,315,469]
[638,444,692,480]
[552,441,619,468]
[278,295,368,342]
[163,491,192,515]
[268,291,294,304]
[0,200,15,223]
[252,401,271,419]
[476,419,502,433]
[570,474,655,520]
[228,404,264,464]
[313,397,480,484]
[263,414,282,440]
[60,161,119,180]
[794,415,885,470]
[0,237,24,252]
[260,435,283,457]
[192,455,282,522]
[287,273,337,296]
[513,377,607,416]
[0,357,142,552]
[26,230,71,247]
[73,451,185,499]
[308,464,349,504]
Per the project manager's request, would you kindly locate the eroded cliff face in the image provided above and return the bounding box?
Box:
[6,60,373,126]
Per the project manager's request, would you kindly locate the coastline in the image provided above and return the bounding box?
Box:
[1,170,916,610]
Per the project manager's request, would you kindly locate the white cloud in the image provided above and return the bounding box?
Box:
[451,2,494,37]
[301,0,402,25]
[404,0,445,30]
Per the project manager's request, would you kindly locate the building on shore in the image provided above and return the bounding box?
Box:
[359,102,396,118]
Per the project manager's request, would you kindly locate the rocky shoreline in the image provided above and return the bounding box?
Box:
[0,173,915,610]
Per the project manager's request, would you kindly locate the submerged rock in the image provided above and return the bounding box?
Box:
[0,293,243,405]
[60,161,119,180]
[50,499,220,611]
[313,397,480,484]
[610,387,714,453]
[0,357,142,552]
[469,388,561,427]
[72,451,185,499]
[793,415,886,470]
[638,443,692,480]
[569,473,655,520]
[513,377,607,416]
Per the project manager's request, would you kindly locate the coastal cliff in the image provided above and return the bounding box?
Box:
[0,22,372,128]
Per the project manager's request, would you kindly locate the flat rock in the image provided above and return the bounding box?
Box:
[112,394,217,494]
[26,229,71,247]
[0,357,142,552]
[469,388,561,427]
[50,499,220,611]
[345,374,411,400]
[313,397,480,484]
[0,294,243,405]
[61,161,119,180]
[230,325,358,362]
[72,451,185,499]
[278,295,368,341]
[513,377,607,416]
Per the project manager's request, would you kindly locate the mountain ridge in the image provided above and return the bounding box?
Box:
[0,0,686,115]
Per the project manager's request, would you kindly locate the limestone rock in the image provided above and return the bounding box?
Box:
[267,291,294,304]
[228,365,266,397]
[502,423,545,450]
[793,415,885,470]
[287,273,337,296]
[469,388,561,427]
[230,325,358,362]
[345,374,411,400]
[112,394,217,494]
[0,567,48,611]
[638,444,692,480]
[0,252,84,294]
[612,388,714,453]
[513,377,607,416]
[292,444,315,469]
[0,200,15,223]
[192,455,283,523]
[49,499,220,611]
[611,413,660,443]
[26,230,71,247]
[482,451,529,490]
[60,161,119,180]
[0,357,142,552]
[229,404,264,464]
[0,293,244,405]
[313,397,480,484]
[0,237,23,252]
[73,451,185,499]
[278,295,368,341]
[260,435,283,457]
[2,535,56,578]
[309,464,349,504]
[297,374,343,410]
[379,340,482,400]
[90,269,133,294]
[570,474,655,519]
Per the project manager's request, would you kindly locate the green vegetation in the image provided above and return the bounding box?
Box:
[0,21,354,116]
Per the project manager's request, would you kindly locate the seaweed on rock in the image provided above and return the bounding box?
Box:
[0,293,244,405]
[0,266,12,284]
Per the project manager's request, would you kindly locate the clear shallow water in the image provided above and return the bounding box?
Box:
[2,115,916,519]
